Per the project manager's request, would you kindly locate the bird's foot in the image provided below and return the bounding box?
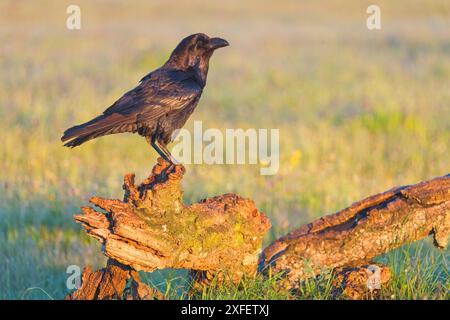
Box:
[166,163,176,174]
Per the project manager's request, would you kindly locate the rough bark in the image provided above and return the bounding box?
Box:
[66,259,164,300]
[332,263,392,300]
[68,158,449,299]
[260,174,449,289]
[72,158,270,290]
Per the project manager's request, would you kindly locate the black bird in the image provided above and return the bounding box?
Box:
[61,33,229,164]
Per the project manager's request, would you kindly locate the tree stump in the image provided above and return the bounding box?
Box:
[68,158,271,299]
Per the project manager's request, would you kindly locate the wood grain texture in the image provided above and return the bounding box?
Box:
[260,174,449,289]
[71,157,270,295]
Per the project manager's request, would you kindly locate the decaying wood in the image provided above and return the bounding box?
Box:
[65,259,164,300]
[73,158,270,292]
[260,174,449,289]
[332,263,391,300]
[68,158,449,299]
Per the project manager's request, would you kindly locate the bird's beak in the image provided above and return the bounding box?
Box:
[208,37,229,50]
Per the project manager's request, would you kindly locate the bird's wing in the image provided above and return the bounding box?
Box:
[103,69,202,124]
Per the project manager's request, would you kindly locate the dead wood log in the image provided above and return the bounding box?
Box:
[68,157,449,299]
[260,174,449,289]
[71,158,270,297]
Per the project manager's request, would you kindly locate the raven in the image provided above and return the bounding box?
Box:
[61,33,229,164]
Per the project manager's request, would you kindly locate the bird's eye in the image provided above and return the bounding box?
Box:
[197,39,207,49]
[188,44,196,52]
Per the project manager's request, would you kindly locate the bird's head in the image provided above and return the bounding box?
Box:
[165,33,229,71]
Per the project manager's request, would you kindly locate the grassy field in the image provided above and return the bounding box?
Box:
[0,0,449,299]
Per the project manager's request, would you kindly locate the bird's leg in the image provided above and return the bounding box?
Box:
[148,136,172,164]
[156,140,179,174]
[157,140,180,165]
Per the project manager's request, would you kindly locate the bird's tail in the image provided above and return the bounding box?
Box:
[61,113,133,148]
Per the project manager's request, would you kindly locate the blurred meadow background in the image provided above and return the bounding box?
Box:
[0,0,449,299]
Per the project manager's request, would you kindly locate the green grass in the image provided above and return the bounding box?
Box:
[0,0,449,299]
